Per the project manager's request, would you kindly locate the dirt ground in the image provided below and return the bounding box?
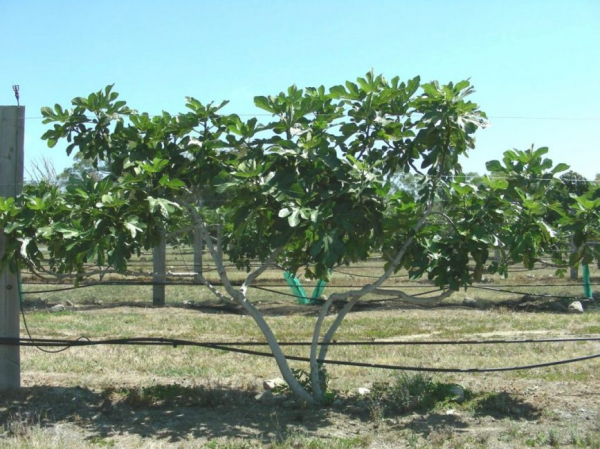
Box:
[1,298,599,448]
[0,365,598,448]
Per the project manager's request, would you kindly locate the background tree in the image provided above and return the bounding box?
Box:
[25,157,59,186]
[56,153,107,188]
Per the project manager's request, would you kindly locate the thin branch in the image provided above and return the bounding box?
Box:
[310,200,436,399]
[371,288,454,306]
[178,199,239,300]
[216,224,225,267]
[408,160,425,177]
[428,211,459,234]
[27,264,140,280]
[166,225,193,238]
[241,247,283,295]
[197,273,235,304]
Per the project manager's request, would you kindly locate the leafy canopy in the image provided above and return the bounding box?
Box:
[2,72,597,289]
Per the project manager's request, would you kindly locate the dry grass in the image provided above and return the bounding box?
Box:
[4,252,600,448]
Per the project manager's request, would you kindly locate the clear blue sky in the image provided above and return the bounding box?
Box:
[2,0,599,179]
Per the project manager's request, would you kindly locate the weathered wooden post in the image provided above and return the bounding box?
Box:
[193,224,203,283]
[152,230,166,306]
[0,105,24,389]
[570,238,578,280]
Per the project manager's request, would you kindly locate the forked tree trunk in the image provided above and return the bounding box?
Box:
[238,295,314,403]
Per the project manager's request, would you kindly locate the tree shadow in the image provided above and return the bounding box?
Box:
[23,292,597,319]
[0,385,340,444]
[397,412,470,439]
[471,392,542,421]
[0,385,549,444]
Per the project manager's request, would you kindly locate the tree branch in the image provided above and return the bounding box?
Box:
[26,264,141,281]
[241,247,283,296]
[309,200,436,399]
[428,211,459,234]
[371,288,454,305]
[166,225,193,238]
[197,273,235,304]
[178,199,238,301]
[178,200,312,401]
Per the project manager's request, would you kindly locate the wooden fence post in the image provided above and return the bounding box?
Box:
[0,106,24,389]
[570,238,578,280]
[152,230,166,307]
[193,224,203,283]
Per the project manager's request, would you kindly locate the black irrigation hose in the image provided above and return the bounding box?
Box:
[13,267,600,372]
[20,282,597,303]
[19,282,449,297]
[17,269,87,354]
[3,336,599,374]
[20,280,214,295]
[20,277,600,288]
[4,336,600,347]
[216,346,600,373]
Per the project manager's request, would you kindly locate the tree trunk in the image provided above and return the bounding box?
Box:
[238,296,314,403]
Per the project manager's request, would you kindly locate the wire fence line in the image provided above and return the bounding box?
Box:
[19,278,600,292]
[12,267,600,377]
[7,174,600,187]
[17,245,598,305]
[9,113,600,122]
[18,280,598,304]
[3,336,600,374]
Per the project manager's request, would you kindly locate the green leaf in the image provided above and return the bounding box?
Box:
[55,227,81,239]
[288,209,301,227]
[551,163,570,174]
[0,197,15,211]
[538,221,557,240]
[254,96,275,113]
[159,175,186,189]
[451,183,473,195]
[124,220,143,238]
[278,208,292,218]
[329,85,347,99]
[485,160,503,172]
[482,176,509,190]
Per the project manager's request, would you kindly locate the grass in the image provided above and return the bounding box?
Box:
[367,372,469,419]
[6,250,600,447]
[18,299,600,388]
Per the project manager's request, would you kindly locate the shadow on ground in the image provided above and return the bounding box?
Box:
[471,392,542,420]
[0,385,544,444]
[22,292,599,318]
[2,385,329,443]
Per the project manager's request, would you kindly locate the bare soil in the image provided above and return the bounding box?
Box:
[1,374,599,448]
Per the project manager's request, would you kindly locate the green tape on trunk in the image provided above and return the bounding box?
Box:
[283,272,309,305]
[582,264,592,299]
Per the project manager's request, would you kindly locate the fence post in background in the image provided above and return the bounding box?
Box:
[570,238,578,280]
[493,249,500,264]
[0,106,24,389]
[193,224,203,283]
[152,230,166,307]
